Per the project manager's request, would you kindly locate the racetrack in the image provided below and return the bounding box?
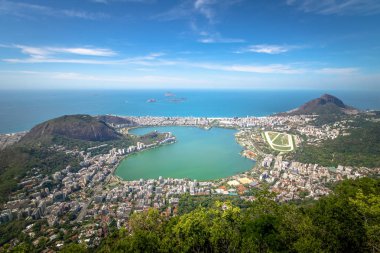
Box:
[264,131,295,152]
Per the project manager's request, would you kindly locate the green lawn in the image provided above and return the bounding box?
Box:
[264,131,295,152]
[272,134,289,146]
[267,132,278,140]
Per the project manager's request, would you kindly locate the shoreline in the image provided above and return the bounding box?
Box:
[0,114,274,135]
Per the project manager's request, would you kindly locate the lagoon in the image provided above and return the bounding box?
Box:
[115,126,254,180]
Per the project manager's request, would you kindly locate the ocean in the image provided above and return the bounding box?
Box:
[0,89,379,134]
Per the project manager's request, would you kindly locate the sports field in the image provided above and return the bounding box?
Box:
[263,131,295,152]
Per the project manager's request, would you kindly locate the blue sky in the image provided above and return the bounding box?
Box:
[0,0,380,90]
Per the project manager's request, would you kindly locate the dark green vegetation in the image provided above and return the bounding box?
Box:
[22,114,122,143]
[55,178,379,253]
[0,220,29,249]
[178,194,250,215]
[294,120,380,168]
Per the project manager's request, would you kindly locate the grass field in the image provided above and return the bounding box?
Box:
[267,132,278,140]
[272,133,289,146]
[264,131,295,152]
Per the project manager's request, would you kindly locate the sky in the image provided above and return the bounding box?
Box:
[0,0,380,90]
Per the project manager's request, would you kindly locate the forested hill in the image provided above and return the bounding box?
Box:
[0,115,129,204]
[294,120,380,167]
[53,177,380,253]
[21,114,122,143]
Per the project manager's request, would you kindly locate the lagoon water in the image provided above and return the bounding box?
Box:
[115,126,254,180]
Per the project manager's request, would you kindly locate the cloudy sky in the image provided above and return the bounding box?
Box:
[0,0,380,90]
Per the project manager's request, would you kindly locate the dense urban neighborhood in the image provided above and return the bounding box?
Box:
[1,110,379,251]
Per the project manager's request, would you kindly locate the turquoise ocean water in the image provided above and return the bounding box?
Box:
[0,90,379,133]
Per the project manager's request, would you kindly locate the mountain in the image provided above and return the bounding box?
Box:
[22,114,122,142]
[282,94,358,115]
[96,115,136,126]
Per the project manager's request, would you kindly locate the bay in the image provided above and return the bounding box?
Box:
[1,89,380,133]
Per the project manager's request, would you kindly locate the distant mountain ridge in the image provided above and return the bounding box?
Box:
[281,94,358,115]
[21,114,122,142]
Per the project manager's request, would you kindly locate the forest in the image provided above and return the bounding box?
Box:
[294,121,380,168]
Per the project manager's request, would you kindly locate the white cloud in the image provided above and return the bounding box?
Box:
[194,0,216,22]
[3,53,303,74]
[197,32,245,44]
[189,22,245,44]
[91,0,109,3]
[90,0,154,3]
[316,67,359,74]
[3,52,304,74]
[0,0,108,19]
[153,0,241,23]
[48,47,116,57]
[2,49,168,65]
[153,1,244,44]
[237,44,298,54]
[152,1,194,21]
[286,0,380,15]
[11,45,117,57]
[2,46,361,76]
[3,58,112,64]
[14,45,50,57]
[193,63,304,74]
[193,0,243,23]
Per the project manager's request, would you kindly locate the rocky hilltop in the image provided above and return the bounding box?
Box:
[22,114,122,142]
[283,94,358,115]
[96,115,136,126]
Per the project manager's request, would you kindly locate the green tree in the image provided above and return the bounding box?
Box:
[209,201,242,252]
[172,208,213,252]
[60,243,88,253]
[350,189,380,252]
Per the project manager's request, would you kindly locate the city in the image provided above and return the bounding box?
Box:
[1,113,378,249]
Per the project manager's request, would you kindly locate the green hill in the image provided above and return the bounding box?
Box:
[294,120,380,167]
[21,114,122,143]
[0,115,124,204]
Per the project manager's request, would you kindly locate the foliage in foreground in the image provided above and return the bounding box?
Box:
[61,178,380,253]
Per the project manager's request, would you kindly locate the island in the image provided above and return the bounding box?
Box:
[146,98,157,103]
